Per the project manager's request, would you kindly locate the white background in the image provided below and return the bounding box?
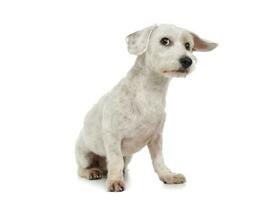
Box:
[0,0,279,199]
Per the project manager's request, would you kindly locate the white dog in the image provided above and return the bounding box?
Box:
[75,24,217,192]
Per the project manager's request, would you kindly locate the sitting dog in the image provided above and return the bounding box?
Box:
[75,24,217,192]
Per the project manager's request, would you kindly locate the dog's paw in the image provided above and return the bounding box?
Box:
[106,179,125,192]
[160,173,186,184]
[88,168,103,180]
[79,168,103,180]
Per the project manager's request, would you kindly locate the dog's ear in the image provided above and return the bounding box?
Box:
[191,32,218,52]
[126,25,157,55]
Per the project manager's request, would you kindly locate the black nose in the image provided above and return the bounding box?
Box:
[179,56,193,68]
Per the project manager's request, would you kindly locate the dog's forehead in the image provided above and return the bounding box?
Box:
[153,24,192,40]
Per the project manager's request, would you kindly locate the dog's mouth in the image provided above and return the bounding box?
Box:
[162,68,189,74]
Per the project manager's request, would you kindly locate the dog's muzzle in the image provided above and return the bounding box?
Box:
[162,56,194,75]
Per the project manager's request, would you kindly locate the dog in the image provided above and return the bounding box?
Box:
[75,24,217,192]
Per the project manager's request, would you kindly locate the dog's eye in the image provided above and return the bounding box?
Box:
[160,37,171,46]
[185,42,191,50]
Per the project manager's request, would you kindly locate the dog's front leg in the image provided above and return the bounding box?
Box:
[104,134,125,192]
[148,134,186,184]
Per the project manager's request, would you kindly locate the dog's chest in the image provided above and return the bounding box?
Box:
[131,89,165,128]
[121,115,163,155]
[120,92,165,155]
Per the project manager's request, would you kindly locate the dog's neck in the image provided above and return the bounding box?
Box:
[127,54,170,101]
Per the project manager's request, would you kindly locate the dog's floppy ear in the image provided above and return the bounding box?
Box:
[126,25,157,55]
[191,32,218,52]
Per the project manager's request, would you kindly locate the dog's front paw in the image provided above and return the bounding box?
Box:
[160,173,186,184]
[106,179,125,192]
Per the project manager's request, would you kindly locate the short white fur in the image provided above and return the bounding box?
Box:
[75,24,217,192]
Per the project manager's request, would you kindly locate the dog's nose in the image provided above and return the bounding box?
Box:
[179,56,193,68]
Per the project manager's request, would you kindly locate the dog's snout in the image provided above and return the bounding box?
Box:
[179,56,192,68]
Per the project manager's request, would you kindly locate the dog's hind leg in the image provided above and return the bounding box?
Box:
[75,135,106,180]
[78,166,103,180]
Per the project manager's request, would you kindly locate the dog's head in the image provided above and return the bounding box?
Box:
[126,24,217,78]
